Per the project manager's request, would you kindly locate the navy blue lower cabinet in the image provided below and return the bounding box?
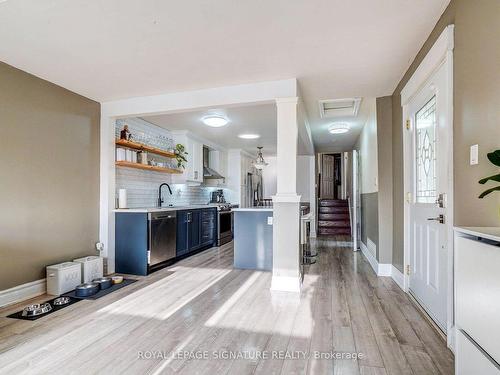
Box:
[115,213,149,276]
[117,209,219,275]
[176,208,217,257]
[176,210,189,257]
[188,210,202,251]
[201,208,217,247]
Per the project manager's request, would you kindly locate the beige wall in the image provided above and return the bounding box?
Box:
[391,0,500,271]
[356,98,378,194]
[0,62,100,290]
[354,98,379,251]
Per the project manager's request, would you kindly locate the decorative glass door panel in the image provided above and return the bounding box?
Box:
[415,96,437,204]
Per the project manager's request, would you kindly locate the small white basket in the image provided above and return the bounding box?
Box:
[46,262,82,296]
[73,256,103,283]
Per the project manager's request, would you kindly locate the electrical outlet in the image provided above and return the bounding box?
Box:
[267,217,273,225]
[470,144,479,165]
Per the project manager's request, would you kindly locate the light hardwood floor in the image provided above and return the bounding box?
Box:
[0,236,453,374]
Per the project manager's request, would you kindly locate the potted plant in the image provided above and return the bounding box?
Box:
[478,150,500,198]
[175,144,188,169]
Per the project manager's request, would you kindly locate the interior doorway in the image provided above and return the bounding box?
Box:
[320,153,342,200]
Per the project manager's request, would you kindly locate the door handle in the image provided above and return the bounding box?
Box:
[427,214,445,224]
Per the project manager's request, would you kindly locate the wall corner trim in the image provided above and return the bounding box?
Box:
[360,241,378,273]
[0,279,46,308]
[391,266,405,290]
[361,242,406,289]
[360,241,391,276]
[378,264,392,277]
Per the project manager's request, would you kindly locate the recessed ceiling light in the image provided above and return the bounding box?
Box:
[202,115,228,127]
[238,134,260,139]
[328,123,350,134]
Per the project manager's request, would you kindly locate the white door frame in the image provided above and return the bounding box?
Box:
[401,25,455,350]
[352,149,360,251]
[317,152,344,200]
[342,151,349,200]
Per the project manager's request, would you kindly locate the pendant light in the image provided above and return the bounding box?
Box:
[253,147,268,170]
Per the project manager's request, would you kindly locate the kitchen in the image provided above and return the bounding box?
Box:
[0,98,312,321]
[112,106,315,277]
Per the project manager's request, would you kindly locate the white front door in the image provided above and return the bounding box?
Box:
[408,62,449,332]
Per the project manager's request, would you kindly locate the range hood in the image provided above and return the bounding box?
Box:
[203,147,225,180]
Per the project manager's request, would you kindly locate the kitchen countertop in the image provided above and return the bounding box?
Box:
[114,204,222,213]
[232,207,273,212]
[454,226,500,242]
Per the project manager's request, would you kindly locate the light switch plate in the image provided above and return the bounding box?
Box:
[470,144,479,165]
[267,217,273,225]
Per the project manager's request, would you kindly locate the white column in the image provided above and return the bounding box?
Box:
[271,97,301,293]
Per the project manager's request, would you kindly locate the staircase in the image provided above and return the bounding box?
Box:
[318,199,351,236]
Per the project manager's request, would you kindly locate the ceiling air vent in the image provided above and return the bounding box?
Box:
[318,98,361,118]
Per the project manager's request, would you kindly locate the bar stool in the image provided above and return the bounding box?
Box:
[301,213,316,265]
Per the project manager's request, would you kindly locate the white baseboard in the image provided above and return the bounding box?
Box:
[360,242,392,277]
[0,279,46,307]
[391,265,405,290]
[271,275,301,293]
[360,241,378,274]
[378,264,392,276]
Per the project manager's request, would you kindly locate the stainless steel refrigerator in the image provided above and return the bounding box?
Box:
[245,172,263,207]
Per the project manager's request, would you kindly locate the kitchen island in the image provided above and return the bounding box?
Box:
[233,207,273,271]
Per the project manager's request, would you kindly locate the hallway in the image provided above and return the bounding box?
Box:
[0,237,453,374]
[310,237,454,374]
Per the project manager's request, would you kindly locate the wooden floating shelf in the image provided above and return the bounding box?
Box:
[115,139,176,159]
[116,161,182,174]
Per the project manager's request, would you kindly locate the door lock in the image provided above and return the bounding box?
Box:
[427,214,445,224]
[435,193,445,208]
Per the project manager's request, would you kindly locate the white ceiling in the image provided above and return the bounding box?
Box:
[0,0,450,152]
[143,104,279,156]
[313,97,376,153]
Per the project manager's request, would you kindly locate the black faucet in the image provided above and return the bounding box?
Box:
[158,183,173,207]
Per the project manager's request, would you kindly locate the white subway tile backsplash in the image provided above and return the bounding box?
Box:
[115,117,230,208]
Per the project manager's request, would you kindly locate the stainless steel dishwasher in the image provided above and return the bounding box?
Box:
[148,211,177,271]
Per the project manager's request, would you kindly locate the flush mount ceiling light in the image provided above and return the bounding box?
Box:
[202,114,228,127]
[328,123,350,134]
[253,147,268,170]
[238,134,260,139]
